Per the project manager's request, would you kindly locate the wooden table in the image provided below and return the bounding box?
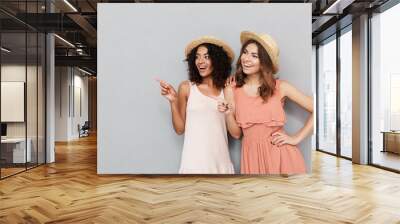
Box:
[381,131,400,154]
[1,138,32,164]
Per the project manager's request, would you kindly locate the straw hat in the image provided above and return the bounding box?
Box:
[185,36,235,63]
[240,31,280,74]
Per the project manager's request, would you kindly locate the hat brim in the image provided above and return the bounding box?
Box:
[240,31,279,74]
[185,37,235,63]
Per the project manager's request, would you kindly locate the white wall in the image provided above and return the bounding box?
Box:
[55,67,89,141]
[1,65,38,137]
[72,72,89,138]
[1,63,46,164]
[1,65,26,129]
[55,66,69,141]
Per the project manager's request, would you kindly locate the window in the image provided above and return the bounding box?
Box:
[370,2,400,171]
[339,28,352,158]
[317,36,337,155]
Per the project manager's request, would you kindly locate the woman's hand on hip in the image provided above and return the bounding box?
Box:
[271,132,300,147]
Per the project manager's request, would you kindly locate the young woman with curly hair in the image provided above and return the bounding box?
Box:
[219,31,313,175]
[158,36,235,174]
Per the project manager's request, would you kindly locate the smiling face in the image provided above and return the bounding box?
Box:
[187,43,232,89]
[195,45,214,78]
[240,43,261,76]
[234,40,277,101]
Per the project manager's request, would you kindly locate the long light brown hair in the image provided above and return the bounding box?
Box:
[235,40,276,102]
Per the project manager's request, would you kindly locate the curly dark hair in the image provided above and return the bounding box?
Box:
[186,43,232,89]
[235,40,276,102]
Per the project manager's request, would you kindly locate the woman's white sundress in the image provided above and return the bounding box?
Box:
[179,82,234,174]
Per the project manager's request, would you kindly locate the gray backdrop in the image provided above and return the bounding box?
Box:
[97,3,312,174]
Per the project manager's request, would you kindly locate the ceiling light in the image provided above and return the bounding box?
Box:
[78,67,93,76]
[323,0,341,14]
[322,0,355,15]
[54,34,75,48]
[63,0,78,12]
[1,47,11,53]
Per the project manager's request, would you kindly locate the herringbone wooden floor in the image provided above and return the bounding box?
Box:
[1,135,400,224]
